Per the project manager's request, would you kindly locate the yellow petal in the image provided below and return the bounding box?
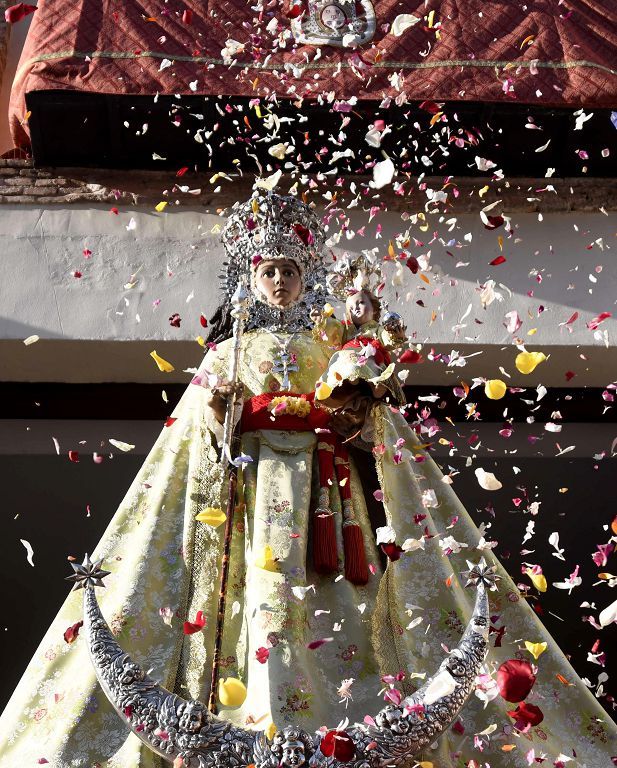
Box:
[196,335,206,347]
[155,201,168,212]
[150,350,175,373]
[218,677,247,707]
[484,379,507,400]
[195,507,227,527]
[265,721,277,740]
[255,544,278,572]
[515,351,547,374]
[315,381,333,401]
[322,303,335,317]
[525,641,548,660]
[525,568,547,592]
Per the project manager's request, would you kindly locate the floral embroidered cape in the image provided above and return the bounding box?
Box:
[0,329,615,767]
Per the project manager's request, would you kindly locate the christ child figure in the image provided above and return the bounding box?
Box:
[315,289,406,411]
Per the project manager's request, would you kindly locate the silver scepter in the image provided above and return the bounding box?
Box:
[221,280,250,464]
[208,279,249,714]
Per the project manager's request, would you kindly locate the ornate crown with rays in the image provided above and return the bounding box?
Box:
[220,192,331,331]
[326,249,384,301]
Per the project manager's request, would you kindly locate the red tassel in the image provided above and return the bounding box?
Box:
[313,511,338,574]
[343,523,369,585]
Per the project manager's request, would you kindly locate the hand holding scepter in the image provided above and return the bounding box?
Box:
[208,281,250,714]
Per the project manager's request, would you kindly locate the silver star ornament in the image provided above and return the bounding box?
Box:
[461,557,500,591]
[66,554,111,591]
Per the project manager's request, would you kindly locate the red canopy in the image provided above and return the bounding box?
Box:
[10,0,617,148]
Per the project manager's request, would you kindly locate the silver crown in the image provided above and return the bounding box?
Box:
[220,192,331,332]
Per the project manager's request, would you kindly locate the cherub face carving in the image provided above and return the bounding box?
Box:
[281,740,306,766]
[178,701,204,733]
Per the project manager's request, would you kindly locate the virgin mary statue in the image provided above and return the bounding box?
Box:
[0,193,615,767]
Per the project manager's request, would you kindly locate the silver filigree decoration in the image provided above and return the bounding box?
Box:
[291,0,376,48]
[78,556,492,767]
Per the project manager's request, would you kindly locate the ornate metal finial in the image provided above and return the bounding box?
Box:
[65,554,110,591]
[461,557,500,591]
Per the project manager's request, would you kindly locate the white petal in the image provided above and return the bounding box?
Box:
[391,14,421,36]
[375,525,396,545]
[474,467,503,490]
[372,157,395,189]
[599,598,617,627]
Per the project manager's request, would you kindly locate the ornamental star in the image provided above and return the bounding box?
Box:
[66,554,111,591]
[460,558,500,591]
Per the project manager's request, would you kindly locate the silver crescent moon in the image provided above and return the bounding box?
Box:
[76,555,496,767]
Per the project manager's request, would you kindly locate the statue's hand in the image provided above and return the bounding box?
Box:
[205,380,243,425]
[329,396,371,437]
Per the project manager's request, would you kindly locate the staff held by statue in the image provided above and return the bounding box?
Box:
[208,281,249,714]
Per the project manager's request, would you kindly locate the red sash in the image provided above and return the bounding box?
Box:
[239,391,368,585]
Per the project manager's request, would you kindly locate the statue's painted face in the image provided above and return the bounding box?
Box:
[346,291,374,327]
[320,4,347,30]
[254,259,302,307]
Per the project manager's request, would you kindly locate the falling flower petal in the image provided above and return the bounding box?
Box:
[391,13,421,36]
[515,351,547,375]
[195,507,226,527]
[63,620,83,644]
[485,379,507,400]
[183,610,206,635]
[497,659,536,702]
[150,350,175,373]
[524,641,547,660]
[475,468,503,490]
[372,157,395,189]
[218,677,247,707]
[20,539,35,566]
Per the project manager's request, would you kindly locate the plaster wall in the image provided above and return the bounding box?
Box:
[0,204,615,384]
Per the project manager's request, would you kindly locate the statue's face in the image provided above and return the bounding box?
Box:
[254,259,302,307]
[346,291,374,327]
[282,743,305,766]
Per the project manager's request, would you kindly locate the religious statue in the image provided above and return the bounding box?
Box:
[0,193,615,767]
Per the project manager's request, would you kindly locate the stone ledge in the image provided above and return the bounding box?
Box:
[0,159,614,212]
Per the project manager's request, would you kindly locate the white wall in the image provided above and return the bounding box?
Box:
[0,204,615,384]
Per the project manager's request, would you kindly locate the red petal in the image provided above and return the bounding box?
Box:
[418,100,442,114]
[68,450,80,463]
[165,417,177,427]
[381,543,403,561]
[405,255,420,273]
[255,646,270,664]
[176,166,189,177]
[182,9,192,24]
[483,215,505,230]
[489,255,507,266]
[399,349,423,364]
[63,620,83,644]
[507,701,544,728]
[320,730,356,762]
[286,3,303,18]
[183,610,206,634]
[200,314,208,328]
[4,3,37,23]
[497,659,536,702]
